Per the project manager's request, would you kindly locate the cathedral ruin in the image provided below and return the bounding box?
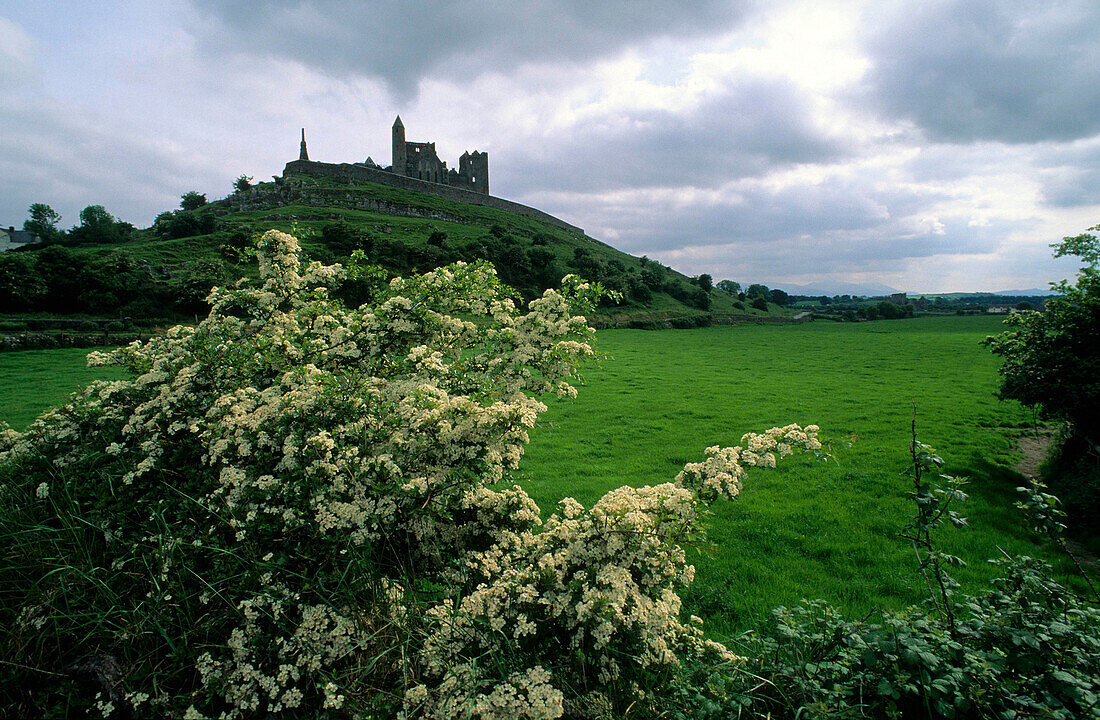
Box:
[281,118,582,233]
[391,116,488,194]
[293,117,488,195]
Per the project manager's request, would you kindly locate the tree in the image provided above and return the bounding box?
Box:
[23,203,63,242]
[716,279,741,295]
[180,191,207,211]
[695,273,713,293]
[69,205,128,243]
[234,174,253,192]
[769,288,790,306]
[984,227,1100,442]
[0,253,47,310]
[746,283,770,300]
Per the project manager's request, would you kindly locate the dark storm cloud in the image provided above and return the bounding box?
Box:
[191,0,753,95]
[859,0,1100,144]
[499,79,844,194]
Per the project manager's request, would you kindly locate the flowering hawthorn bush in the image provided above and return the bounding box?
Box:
[0,230,821,719]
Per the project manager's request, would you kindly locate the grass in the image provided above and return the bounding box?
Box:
[1,316,1083,636]
[516,315,1085,633]
[0,348,127,431]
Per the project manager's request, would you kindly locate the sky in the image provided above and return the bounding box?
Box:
[2,0,1099,294]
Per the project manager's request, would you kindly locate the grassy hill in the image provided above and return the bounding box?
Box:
[2,173,791,325]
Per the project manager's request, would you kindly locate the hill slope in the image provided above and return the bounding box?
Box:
[2,173,789,323]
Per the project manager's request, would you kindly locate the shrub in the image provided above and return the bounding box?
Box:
[985,227,1100,441]
[1,231,824,718]
[731,440,1100,720]
[181,191,207,211]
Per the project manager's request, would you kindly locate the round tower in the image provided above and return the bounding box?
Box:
[299,128,309,161]
[392,116,406,176]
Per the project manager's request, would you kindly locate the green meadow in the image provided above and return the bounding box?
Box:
[0,348,127,431]
[0,316,1082,635]
[516,315,1081,633]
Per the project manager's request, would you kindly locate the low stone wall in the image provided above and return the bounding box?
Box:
[280,160,584,234]
[0,332,143,352]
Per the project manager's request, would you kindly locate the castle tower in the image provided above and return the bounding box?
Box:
[460,150,489,194]
[392,116,406,176]
[299,128,309,161]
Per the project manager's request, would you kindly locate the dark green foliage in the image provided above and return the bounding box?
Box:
[627,276,652,303]
[0,253,47,311]
[180,191,207,211]
[640,266,663,290]
[153,209,217,240]
[172,257,226,314]
[692,287,712,310]
[233,174,253,192]
[746,283,770,300]
[0,245,178,317]
[696,273,713,292]
[751,296,768,311]
[985,228,1100,527]
[729,439,1100,720]
[768,288,789,306]
[984,227,1100,441]
[23,203,63,243]
[716,279,741,295]
[318,220,374,257]
[739,570,1100,720]
[875,300,915,319]
[68,205,132,244]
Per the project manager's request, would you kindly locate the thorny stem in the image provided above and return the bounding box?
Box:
[910,403,958,637]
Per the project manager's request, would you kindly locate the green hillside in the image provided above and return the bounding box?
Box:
[2,173,789,324]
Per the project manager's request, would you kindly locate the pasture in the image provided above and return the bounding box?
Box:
[0,316,1079,636]
[516,315,1079,633]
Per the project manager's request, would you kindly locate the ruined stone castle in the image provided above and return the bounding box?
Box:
[281,117,582,233]
[290,117,488,194]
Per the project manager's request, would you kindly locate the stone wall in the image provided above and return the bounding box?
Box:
[281,160,583,234]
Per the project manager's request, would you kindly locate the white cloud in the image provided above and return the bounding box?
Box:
[0,16,36,87]
[1,0,1098,293]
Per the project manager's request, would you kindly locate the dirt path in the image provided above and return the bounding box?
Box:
[1011,428,1100,576]
[1012,429,1055,480]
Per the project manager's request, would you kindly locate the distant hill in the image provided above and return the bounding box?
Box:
[988,288,1058,297]
[778,280,899,297]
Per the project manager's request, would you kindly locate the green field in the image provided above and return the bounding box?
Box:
[516,315,1083,633]
[0,347,127,431]
[0,316,1083,636]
